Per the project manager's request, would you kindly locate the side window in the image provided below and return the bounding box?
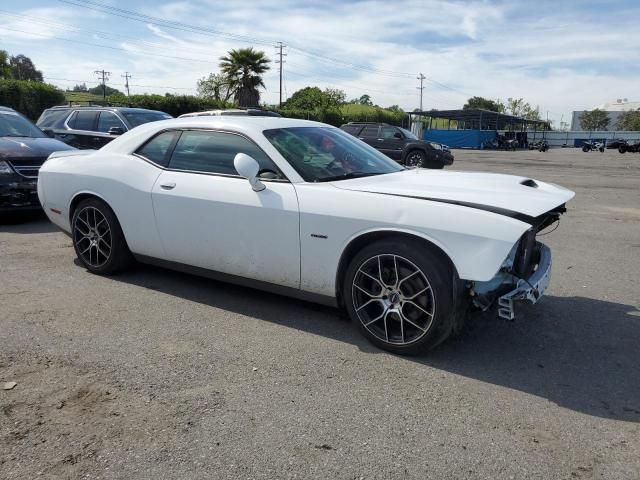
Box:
[168,130,282,178]
[135,130,181,167]
[97,112,126,133]
[381,126,400,139]
[360,125,379,138]
[66,111,78,129]
[73,111,98,131]
[341,125,361,136]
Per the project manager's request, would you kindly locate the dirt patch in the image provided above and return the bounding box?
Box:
[0,355,224,479]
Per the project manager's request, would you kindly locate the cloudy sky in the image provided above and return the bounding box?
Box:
[1,0,639,126]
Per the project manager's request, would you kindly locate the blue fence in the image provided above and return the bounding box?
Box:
[423,129,496,149]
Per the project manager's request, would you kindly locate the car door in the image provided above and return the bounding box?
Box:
[378,126,404,160]
[357,125,381,149]
[150,129,301,289]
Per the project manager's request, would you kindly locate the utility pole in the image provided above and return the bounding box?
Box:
[94,69,111,100]
[121,72,132,97]
[417,73,425,111]
[274,42,287,107]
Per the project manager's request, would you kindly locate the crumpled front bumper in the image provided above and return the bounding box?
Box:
[497,243,552,320]
[0,179,40,212]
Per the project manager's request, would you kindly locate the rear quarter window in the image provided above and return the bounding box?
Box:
[37,109,71,128]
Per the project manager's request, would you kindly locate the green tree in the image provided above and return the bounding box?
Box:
[219,47,270,107]
[616,109,640,131]
[504,97,540,120]
[579,109,610,131]
[197,72,234,102]
[0,50,12,79]
[72,83,88,92]
[284,86,346,110]
[386,105,405,113]
[463,96,504,112]
[8,54,43,81]
[357,94,373,106]
[87,84,123,96]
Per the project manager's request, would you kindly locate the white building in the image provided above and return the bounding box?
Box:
[571,98,640,130]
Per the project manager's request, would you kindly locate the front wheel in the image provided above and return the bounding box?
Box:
[404,150,426,168]
[71,198,132,275]
[619,146,626,154]
[343,239,455,355]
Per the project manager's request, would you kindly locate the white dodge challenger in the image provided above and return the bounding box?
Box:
[38,117,574,354]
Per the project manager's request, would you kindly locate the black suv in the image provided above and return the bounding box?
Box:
[1,107,75,214]
[340,122,454,168]
[36,106,172,149]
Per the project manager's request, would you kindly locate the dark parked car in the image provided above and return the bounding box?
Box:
[36,106,172,149]
[606,139,628,149]
[339,122,454,168]
[0,107,75,214]
[618,140,640,153]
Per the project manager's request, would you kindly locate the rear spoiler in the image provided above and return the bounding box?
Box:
[47,149,97,160]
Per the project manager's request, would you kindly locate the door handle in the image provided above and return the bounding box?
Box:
[160,182,176,190]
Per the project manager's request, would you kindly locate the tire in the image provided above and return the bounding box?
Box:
[599,147,605,153]
[404,150,426,168]
[619,146,626,154]
[342,238,455,355]
[582,145,589,152]
[71,198,132,275]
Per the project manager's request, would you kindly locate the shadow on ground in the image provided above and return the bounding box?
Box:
[0,214,58,233]
[110,262,640,423]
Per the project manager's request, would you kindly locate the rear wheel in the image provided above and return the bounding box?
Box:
[343,238,455,355]
[582,145,589,152]
[619,146,626,154]
[71,198,132,275]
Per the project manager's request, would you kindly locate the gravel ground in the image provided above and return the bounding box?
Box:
[1,148,639,479]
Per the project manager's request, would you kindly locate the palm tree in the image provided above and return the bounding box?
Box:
[219,48,270,107]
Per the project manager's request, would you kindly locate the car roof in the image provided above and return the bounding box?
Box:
[0,106,17,113]
[179,109,281,118]
[46,105,167,114]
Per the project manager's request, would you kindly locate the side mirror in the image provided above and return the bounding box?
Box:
[234,153,265,192]
[41,128,55,138]
[108,126,125,136]
[393,131,403,139]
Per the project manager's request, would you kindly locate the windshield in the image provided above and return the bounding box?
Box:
[0,112,46,138]
[122,111,172,128]
[263,127,404,182]
[399,127,418,140]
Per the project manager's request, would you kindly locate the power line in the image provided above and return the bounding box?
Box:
[54,0,427,81]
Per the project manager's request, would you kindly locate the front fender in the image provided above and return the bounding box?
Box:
[295,184,530,298]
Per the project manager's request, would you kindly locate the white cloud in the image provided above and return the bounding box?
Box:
[2,0,639,125]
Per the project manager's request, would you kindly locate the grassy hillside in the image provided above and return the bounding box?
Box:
[63,91,108,104]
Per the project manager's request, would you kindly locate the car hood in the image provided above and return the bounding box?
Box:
[0,137,75,160]
[331,169,575,218]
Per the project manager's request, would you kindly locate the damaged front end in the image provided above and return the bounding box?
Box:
[0,159,41,212]
[470,205,566,320]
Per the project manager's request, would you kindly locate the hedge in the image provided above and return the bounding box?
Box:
[107,94,229,118]
[0,79,65,120]
[274,106,409,127]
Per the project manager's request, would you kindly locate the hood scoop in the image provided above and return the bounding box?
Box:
[520,179,538,188]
